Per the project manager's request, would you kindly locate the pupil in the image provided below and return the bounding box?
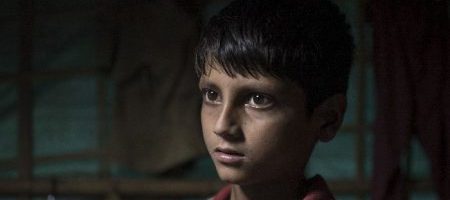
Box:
[207,91,217,100]
[253,95,263,104]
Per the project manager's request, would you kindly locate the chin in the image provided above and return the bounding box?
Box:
[216,165,250,184]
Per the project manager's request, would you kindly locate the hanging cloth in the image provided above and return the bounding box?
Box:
[371,0,449,199]
[110,0,205,174]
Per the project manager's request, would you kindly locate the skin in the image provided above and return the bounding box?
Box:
[199,66,346,200]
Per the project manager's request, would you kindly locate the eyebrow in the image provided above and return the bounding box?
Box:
[199,78,287,97]
[198,79,220,91]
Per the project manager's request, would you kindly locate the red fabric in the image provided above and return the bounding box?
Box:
[372,0,449,199]
[212,175,334,200]
[212,185,232,200]
[303,175,335,200]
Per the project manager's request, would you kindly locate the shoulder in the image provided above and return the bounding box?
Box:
[210,176,334,200]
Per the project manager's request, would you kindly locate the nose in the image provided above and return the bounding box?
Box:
[213,104,242,140]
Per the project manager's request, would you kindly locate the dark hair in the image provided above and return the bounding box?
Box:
[195,0,354,112]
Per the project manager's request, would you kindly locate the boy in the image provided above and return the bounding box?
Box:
[195,0,353,199]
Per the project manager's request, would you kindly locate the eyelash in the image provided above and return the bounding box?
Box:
[200,88,275,109]
[245,93,274,109]
[201,88,221,105]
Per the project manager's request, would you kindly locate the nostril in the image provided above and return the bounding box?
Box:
[213,122,239,136]
[213,125,244,142]
[214,110,237,134]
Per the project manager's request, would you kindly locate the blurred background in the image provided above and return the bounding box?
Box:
[0,0,448,199]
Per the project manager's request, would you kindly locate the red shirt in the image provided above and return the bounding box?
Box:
[212,175,334,200]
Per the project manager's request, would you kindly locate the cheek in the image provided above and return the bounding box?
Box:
[200,107,208,131]
[244,110,313,162]
[201,106,217,148]
[245,108,305,140]
[201,105,214,128]
[243,112,294,151]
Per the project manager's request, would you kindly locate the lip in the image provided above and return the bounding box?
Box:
[213,147,245,165]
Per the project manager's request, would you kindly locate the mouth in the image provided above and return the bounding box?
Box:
[212,147,245,165]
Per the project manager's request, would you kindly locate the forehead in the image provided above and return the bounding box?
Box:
[199,67,283,90]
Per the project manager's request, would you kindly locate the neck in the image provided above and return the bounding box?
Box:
[230,177,307,200]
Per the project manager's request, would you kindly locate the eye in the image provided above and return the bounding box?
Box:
[246,93,274,109]
[201,88,221,104]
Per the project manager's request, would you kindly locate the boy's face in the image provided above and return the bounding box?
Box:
[199,66,319,185]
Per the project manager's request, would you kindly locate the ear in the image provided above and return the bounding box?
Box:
[311,94,346,142]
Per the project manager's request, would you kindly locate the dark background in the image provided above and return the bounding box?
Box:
[0,0,445,199]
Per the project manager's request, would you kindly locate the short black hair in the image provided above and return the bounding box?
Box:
[195,0,354,112]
